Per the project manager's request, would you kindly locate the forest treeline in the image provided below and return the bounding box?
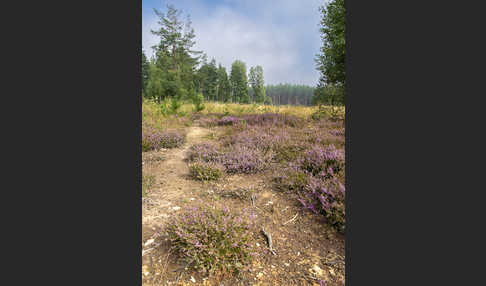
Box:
[142,0,344,107]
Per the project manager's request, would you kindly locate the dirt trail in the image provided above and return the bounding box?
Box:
[142,125,211,238]
[142,124,345,285]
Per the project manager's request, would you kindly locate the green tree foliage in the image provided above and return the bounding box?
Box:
[265,84,315,106]
[145,63,165,102]
[249,66,266,103]
[142,50,150,93]
[149,4,201,101]
[195,56,218,101]
[217,64,231,102]
[191,92,205,112]
[199,59,218,101]
[315,0,345,105]
[230,60,249,103]
[311,83,344,106]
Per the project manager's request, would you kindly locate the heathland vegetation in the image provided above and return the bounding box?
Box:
[142,0,345,285]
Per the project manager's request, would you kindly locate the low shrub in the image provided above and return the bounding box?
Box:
[142,128,185,151]
[189,162,224,181]
[218,116,241,126]
[297,145,344,177]
[275,144,345,233]
[221,146,268,174]
[167,205,257,275]
[241,113,302,127]
[192,93,206,113]
[187,143,222,163]
[298,177,345,233]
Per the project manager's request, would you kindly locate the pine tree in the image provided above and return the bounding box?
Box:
[150,4,201,100]
[315,0,345,105]
[249,66,266,103]
[217,64,231,102]
[230,60,249,103]
[142,50,150,94]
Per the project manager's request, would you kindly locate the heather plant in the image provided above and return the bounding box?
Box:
[189,162,224,181]
[297,145,344,177]
[167,205,257,275]
[187,143,222,163]
[221,145,268,174]
[142,128,185,151]
[274,166,308,192]
[298,177,345,232]
[240,113,302,127]
[218,116,241,126]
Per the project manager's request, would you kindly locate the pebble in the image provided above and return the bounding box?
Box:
[256,242,260,247]
[172,206,181,211]
[190,276,196,283]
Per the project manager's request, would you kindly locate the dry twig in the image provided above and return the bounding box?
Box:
[261,227,277,256]
[283,213,298,225]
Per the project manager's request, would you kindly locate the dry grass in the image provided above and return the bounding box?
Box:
[143,98,345,122]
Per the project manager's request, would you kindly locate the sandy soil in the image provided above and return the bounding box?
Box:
[142,123,345,286]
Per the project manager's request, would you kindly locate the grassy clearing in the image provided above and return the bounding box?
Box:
[143,98,344,122]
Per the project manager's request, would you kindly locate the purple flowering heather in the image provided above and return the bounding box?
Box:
[240,113,302,127]
[167,205,256,275]
[221,145,268,174]
[297,176,346,232]
[218,116,241,126]
[142,128,186,151]
[187,143,222,163]
[297,145,344,176]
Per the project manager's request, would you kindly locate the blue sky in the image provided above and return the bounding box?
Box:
[143,0,325,86]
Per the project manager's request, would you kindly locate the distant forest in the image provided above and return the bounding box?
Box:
[142,0,344,106]
[263,84,315,106]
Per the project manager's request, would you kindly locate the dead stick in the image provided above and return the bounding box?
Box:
[261,227,277,256]
[142,242,162,256]
[283,213,298,225]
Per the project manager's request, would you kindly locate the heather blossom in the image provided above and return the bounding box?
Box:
[167,205,256,274]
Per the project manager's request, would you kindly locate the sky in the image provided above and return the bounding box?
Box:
[142,0,325,86]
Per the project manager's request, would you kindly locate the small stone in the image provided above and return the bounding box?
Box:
[257,272,264,279]
[190,198,195,201]
[311,265,324,276]
[271,265,275,269]
[284,263,290,267]
[256,242,260,247]
[190,276,196,283]
[172,206,181,211]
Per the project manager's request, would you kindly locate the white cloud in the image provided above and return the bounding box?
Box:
[142,0,324,85]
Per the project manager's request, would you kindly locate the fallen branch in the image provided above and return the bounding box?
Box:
[142,242,162,256]
[261,227,277,256]
[283,213,298,225]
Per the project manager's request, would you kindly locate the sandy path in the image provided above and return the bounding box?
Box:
[142,126,210,238]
